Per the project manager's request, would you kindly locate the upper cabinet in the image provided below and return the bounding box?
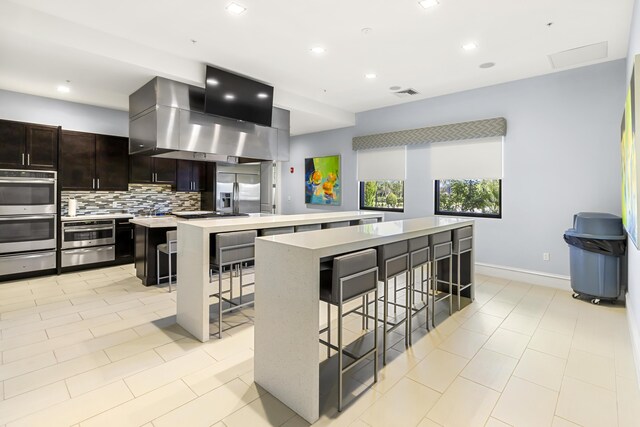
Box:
[176,160,206,192]
[60,130,129,191]
[0,119,58,170]
[129,156,176,187]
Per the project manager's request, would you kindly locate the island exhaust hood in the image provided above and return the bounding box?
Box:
[129,77,290,163]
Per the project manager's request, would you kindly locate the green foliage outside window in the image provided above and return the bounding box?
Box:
[361,180,404,211]
[437,179,501,217]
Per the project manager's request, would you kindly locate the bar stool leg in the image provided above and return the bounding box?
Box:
[156,248,160,287]
[239,263,243,304]
[373,286,379,383]
[393,276,397,315]
[218,267,223,339]
[406,270,411,346]
[338,299,343,412]
[457,254,461,311]
[383,277,388,365]
[431,258,437,327]
[168,250,172,293]
[448,256,453,316]
[327,303,331,358]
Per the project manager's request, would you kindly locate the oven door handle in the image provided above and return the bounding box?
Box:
[0,215,55,221]
[64,226,114,233]
[0,179,56,184]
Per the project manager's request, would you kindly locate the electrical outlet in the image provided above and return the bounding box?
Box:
[543,252,550,261]
[287,195,291,201]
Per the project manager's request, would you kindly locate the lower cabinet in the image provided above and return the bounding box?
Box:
[115,219,134,263]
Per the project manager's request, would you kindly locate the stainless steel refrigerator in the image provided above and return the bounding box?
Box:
[216,172,261,214]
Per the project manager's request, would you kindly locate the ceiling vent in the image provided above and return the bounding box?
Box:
[548,41,608,69]
[393,88,420,98]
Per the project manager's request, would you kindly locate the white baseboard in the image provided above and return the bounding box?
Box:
[626,294,640,388]
[475,262,571,291]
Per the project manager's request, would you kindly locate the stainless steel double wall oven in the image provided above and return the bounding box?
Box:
[0,169,57,275]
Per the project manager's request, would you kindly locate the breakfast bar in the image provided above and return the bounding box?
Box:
[175,211,384,342]
[253,217,474,423]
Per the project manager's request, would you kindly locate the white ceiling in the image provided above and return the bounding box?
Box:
[0,0,634,135]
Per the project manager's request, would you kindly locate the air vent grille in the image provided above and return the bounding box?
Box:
[393,88,420,98]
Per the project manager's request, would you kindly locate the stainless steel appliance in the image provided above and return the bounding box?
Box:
[216,170,261,214]
[0,170,57,277]
[260,161,277,214]
[61,219,115,267]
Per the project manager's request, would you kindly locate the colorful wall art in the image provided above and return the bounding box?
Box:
[622,55,639,248]
[305,155,341,205]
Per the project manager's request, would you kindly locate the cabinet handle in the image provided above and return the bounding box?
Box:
[27,153,30,165]
[131,229,133,239]
[97,178,100,189]
[92,178,95,189]
[21,153,25,165]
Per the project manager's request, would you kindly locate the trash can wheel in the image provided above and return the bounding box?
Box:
[572,292,580,299]
[590,298,600,305]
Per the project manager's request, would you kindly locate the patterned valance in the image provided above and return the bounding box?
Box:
[352,117,507,150]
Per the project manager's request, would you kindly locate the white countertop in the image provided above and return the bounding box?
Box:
[61,213,134,221]
[129,216,181,228]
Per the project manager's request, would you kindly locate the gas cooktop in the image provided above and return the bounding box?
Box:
[173,212,250,219]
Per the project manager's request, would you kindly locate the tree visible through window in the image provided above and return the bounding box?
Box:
[360,180,404,212]
[435,179,501,218]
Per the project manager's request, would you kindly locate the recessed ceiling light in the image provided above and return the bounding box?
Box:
[257,93,269,99]
[479,62,495,69]
[462,42,478,51]
[365,73,377,79]
[224,94,235,100]
[57,85,70,93]
[226,2,246,15]
[361,27,373,35]
[418,0,439,9]
[310,46,326,54]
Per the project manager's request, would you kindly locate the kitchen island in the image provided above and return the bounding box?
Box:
[175,211,384,342]
[253,217,474,423]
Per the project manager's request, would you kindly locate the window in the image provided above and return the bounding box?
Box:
[360,180,404,212]
[435,179,501,218]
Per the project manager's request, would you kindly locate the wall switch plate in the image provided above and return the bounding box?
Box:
[287,195,291,201]
[543,252,550,261]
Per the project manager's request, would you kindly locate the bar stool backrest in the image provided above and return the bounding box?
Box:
[378,240,409,279]
[260,226,295,236]
[325,221,350,229]
[214,230,257,266]
[295,224,322,233]
[429,231,452,260]
[330,249,378,304]
[453,227,473,253]
[166,230,178,253]
[409,235,429,267]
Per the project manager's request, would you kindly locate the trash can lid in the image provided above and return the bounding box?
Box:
[573,212,624,237]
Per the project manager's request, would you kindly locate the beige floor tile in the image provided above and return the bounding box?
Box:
[0,313,44,330]
[0,351,57,381]
[0,300,37,316]
[36,290,97,306]
[4,351,110,398]
[537,312,577,336]
[484,418,510,427]
[39,300,107,320]
[152,378,259,427]
[614,340,637,380]
[104,329,179,362]
[459,312,503,335]
[223,393,296,427]
[66,350,164,397]
[354,345,421,394]
[124,349,216,396]
[616,375,640,427]
[45,313,121,338]
[182,349,254,396]
[500,312,539,336]
[511,299,549,319]
[570,328,615,359]
[360,378,440,427]
[555,377,617,427]
[460,348,518,392]
[90,312,160,337]
[492,377,558,427]
[527,328,572,359]
[479,300,514,318]
[55,329,138,362]
[117,300,174,318]
[0,381,69,425]
[564,348,616,391]
[427,376,499,427]
[7,380,133,427]
[80,380,196,427]
[204,326,254,361]
[153,336,207,361]
[0,330,47,352]
[406,348,469,393]
[416,418,443,427]
[3,330,93,363]
[552,416,581,426]
[78,299,142,320]
[483,328,530,359]
[2,313,81,339]
[438,328,489,359]
[513,348,566,391]
[395,328,443,359]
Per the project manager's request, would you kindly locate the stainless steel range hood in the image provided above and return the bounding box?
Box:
[129,77,290,163]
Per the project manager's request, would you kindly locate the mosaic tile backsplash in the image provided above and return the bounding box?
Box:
[61,184,201,216]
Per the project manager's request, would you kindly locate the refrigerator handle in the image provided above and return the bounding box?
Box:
[233,181,239,214]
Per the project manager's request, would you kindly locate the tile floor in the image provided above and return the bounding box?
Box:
[0,265,638,426]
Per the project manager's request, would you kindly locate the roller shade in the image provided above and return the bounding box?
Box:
[357,146,407,181]
[430,136,503,180]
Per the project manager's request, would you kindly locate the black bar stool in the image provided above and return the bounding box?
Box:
[377,240,410,364]
[319,248,379,412]
[209,230,257,338]
[452,226,473,310]
[430,231,453,325]
[407,235,431,342]
[156,230,177,292]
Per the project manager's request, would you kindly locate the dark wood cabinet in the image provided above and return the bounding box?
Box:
[0,119,57,170]
[115,218,134,262]
[176,160,207,192]
[61,131,129,191]
[130,156,176,187]
[95,135,129,191]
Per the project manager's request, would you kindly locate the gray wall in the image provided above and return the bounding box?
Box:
[281,59,626,278]
[625,0,640,366]
[0,89,129,136]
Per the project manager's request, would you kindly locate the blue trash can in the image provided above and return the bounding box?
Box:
[563,212,626,304]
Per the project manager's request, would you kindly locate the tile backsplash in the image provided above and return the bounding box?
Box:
[61,184,201,216]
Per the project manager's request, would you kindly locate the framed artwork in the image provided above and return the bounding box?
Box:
[622,55,639,248]
[305,155,341,205]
